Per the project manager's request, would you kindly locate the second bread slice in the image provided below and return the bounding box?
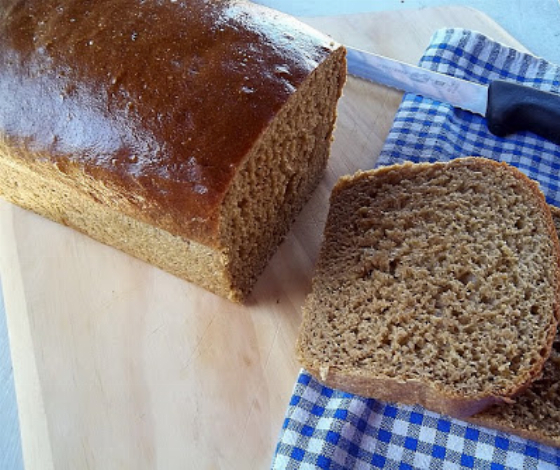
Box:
[297,157,560,418]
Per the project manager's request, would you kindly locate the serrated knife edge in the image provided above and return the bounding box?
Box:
[346,47,488,116]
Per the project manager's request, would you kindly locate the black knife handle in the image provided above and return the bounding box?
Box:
[486,80,560,146]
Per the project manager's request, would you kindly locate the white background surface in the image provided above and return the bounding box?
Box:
[1,1,559,469]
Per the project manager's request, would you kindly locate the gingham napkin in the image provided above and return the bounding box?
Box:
[271,28,560,469]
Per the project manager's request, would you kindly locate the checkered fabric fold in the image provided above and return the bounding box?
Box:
[272,28,560,469]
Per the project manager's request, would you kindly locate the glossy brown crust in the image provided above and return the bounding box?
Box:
[0,0,340,244]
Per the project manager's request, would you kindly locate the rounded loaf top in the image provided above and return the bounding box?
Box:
[0,0,340,243]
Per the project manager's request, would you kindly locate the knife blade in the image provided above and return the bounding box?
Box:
[346,46,560,146]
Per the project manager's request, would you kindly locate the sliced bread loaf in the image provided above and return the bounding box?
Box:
[297,157,560,418]
[467,206,560,447]
[0,0,346,302]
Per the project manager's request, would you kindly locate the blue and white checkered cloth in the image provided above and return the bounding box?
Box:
[272,28,560,469]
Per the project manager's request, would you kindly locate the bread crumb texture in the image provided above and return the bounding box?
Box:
[298,157,560,406]
[469,206,560,446]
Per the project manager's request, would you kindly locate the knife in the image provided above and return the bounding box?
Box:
[346,46,560,146]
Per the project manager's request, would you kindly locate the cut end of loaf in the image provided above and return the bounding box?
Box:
[218,47,347,302]
[297,157,560,416]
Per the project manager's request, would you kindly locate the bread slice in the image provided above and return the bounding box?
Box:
[297,157,560,418]
[467,206,560,447]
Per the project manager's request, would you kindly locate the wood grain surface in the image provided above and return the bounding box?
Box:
[0,7,526,470]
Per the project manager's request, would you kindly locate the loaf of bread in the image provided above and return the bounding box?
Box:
[297,157,560,418]
[0,0,346,301]
[467,206,560,447]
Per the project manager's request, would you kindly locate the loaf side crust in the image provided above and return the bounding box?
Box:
[0,143,236,299]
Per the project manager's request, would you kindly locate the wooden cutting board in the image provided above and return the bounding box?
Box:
[0,7,527,470]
